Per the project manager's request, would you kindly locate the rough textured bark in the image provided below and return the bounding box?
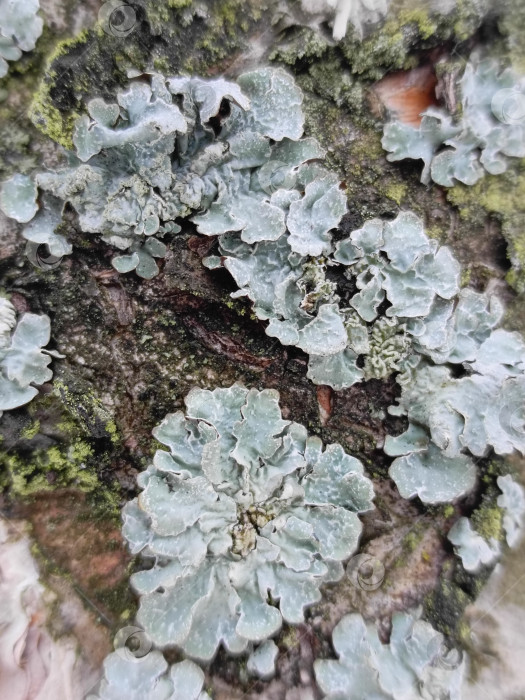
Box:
[0,0,524,697]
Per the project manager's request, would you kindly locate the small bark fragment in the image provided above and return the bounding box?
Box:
[317,385,333,426]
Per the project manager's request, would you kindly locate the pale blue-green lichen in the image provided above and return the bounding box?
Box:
[447,517,500,572]
[1,67,343,279]
[3,65,523,497]
[386,442,477,505]
[0,0,43,77]
[212,209,461,390]
[122,384,374,660]
[497,474,525,547]
[247,639,279,680]
[87,650,210,700]
[2,67,493,396]
[381,282,525,504]
[382,58,525,186]
[0,297,59,416]
[314,610,465,699]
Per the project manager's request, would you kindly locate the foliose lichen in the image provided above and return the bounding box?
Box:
[122,384,374,660]
[447,517,500,573]
[210,209,462,391]
[246,638,279,680]
[314,609,466,699]
[385,303,525,503]
[382,58,525,187]
[5,66,517,407]
[0,297,59,416]
[0,0,43,77]
[497,474,525,547]
[2,64,522,521]
[88,650,210,700]
[1,67,341,279]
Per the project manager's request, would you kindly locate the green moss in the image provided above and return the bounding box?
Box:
[403,529,424,553]
[0,20,82,177]
[27,0,265,153]
[300,58,365,115]
[93,575,138,621]
[104,420,120,444]
[443,504,455,519]
[53,379,120,442]
[340,24,409,81]
[336,0,480,82]
[190,0,259,68]
[29,74,79,148]
[89,485,123,521]
[479,172,525,215]
[424,575,473,639]
[280,626,299,650]
[28,32,91,148]
[499,0,525,72]
[481,459,507,480]
[20,419,41,440]
[460,268,472,287]
[270,27,329,67]
[385,183,408,205]
[471,505,504,543]
[153,57,171,73]
[447,166,525,292]
[1,440,98,496]
[397,8,438,40]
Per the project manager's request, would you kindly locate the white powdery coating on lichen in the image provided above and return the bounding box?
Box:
[122,385,375,660]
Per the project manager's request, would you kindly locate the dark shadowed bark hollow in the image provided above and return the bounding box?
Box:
[0,0,524,697]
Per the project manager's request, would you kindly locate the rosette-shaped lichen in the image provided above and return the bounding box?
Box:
[0,297,58,416]
[382,58,525,186]
[122,385,374,660]
[2,67,480,393]
[0,0,43,77]
[385,295,525,503]
[314,610,466,699]
[4,62,519,412]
